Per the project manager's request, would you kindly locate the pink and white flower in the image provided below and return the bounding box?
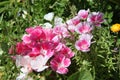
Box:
[53,24,70,38]
[75,22,93,34]
[75,34,93,52]
[87,12,104,27]
[78,9,89,20]
[30,55,49,72]
[50,54,71,74]
[66,16,80,32]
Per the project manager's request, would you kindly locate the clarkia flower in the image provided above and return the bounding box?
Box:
[75,34,93,52]
[78,9,89,20]
[30,55,49,72]
[66,16,80,32]
[50,54,71,74]
[75,22,93,34]
[87,12,104,27]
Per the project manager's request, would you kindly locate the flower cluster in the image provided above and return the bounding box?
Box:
[66,9,104,52]
[9,9,104,80]
[13,26,74,79]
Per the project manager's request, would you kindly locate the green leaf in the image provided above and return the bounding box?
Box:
[0,1,10,6]
[0,48,3,55]
[108,12,113,19]
[67,69,93,80]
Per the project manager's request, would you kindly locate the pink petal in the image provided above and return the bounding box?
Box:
[56,67,68,74]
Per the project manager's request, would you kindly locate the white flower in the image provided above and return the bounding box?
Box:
[16,66,30,80]
[43,22,52,28]
[54,16,63,26]
[15,55,31,68]
[30,55,49,72]
[44,12,54,21]
[16,72,26,80]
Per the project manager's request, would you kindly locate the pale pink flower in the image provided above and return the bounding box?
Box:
[15,55,31,68]
[53,24,69,38]
[75,34,93,52]
[75,22,93,34]
[78,9,89,20]
[50,54,71,74]
[71,16,80,25]
[87,12,104,27]
[66,16,80,26]
[30,55,49,72]
[66,16,80,32]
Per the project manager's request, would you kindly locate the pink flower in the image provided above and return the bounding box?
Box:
[40,41,55,58]
[25,26,46,41]
[87,12,104,27]
[22,34,31,44]
[67,16,80,26]
[75,34,93,52]
[43,28,59,42]
[78,9,89,20]
[75,22,93,34]
[50,54,71,74]
[28,47,40,57]
[16,42,31,55]
[66,16,80,32]
[71,16,80,25]
[59,44,74,58]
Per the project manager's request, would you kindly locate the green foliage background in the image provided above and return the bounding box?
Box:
[0,0,120,80]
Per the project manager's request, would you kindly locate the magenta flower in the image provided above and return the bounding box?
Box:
[59,44,75,58]
[16,42,32,55]
[78,9,89,20]
[87,12,104,27]
[75,22,93,34]
[25,26,46,41]
[75,34,93,52]
[50,54,71,74]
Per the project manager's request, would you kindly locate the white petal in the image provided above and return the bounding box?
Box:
[30,55,49,72]
[43,22,52,28]
[16,73,26,80]
[54,16,63,26]
[44,12,54,21]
